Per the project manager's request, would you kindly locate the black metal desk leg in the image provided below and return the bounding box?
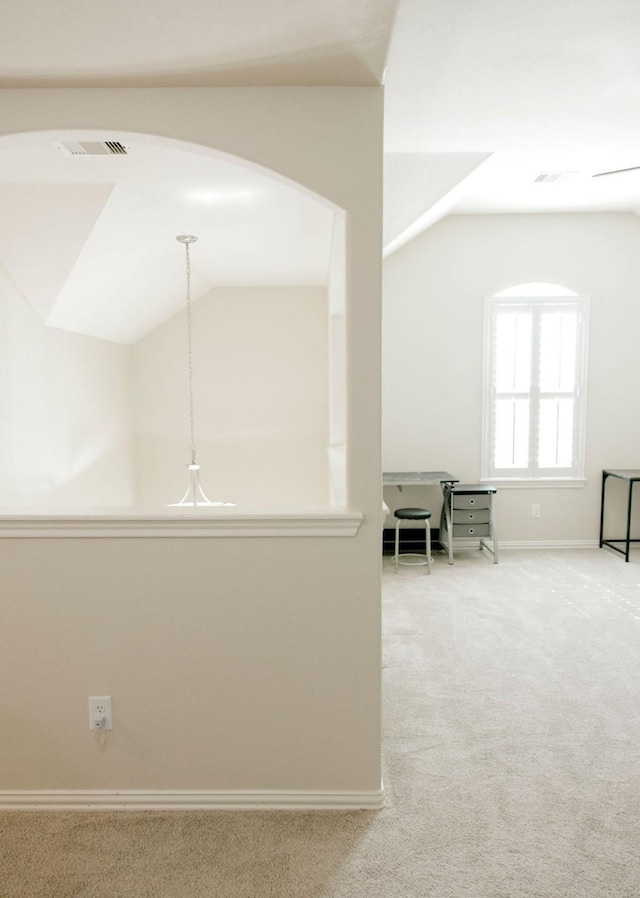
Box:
[626,481,634,562]
[599,471,608,548]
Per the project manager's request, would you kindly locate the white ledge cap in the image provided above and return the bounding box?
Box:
[0,509,363,538]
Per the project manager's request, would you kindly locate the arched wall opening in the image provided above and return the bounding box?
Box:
[0,129,347,512]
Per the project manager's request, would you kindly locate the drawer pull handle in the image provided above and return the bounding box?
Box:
[469,528,475,533]
[469,499,475,505]
[468,514,475,520]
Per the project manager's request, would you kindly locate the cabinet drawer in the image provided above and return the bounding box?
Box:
[452,523,491,538]
[452,495,492,510]
[452,509,491,524]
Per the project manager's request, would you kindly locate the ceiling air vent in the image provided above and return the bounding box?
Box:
[534,171,575,183]
[56,140,129,156]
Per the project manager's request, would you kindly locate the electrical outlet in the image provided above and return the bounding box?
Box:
[531,504,541,518]
[88,696,112,731]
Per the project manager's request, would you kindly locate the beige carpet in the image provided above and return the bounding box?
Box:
[2,548,640,897]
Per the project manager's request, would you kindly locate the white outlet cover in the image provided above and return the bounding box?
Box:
[88,695,113,731]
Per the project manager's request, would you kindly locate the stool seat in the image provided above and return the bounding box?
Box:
[393,507,432,573]
[394,507,432,521]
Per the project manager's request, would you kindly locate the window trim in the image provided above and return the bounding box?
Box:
[481,293,589,484]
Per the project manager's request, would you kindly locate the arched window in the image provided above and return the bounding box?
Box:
[482,284,588,482]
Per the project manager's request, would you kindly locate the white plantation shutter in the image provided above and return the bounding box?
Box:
[491,304,533,472]
[484,296,588,480]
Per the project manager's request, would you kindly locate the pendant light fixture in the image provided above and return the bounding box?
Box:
[169,235,234,508]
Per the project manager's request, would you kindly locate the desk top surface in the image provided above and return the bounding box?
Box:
[446,483,497,494]
[383,471,458,485]
[604,469,640,482]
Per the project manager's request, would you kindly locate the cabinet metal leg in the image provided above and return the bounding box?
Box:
[626,481,633,562]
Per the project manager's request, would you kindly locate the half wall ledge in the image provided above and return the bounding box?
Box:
[0,511,363,538]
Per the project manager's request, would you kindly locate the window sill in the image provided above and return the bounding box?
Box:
[0,509,363,538]
[482,479,586,489]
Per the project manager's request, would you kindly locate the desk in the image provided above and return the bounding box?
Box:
[383,472,458,557]
[383,471,458,489]
[599,469,640,562]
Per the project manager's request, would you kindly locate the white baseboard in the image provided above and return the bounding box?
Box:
[499,540,600,549]
[0,788,385,811]
[445,538,599,551]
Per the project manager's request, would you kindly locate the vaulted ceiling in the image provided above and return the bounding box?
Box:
[383,0,640,252]
[0,0,395,87]
[0,138,335,343]
[2,0,640,342]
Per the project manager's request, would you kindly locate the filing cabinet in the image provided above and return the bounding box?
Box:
[440,483,498,564]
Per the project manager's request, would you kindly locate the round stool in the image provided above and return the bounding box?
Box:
[394,508,432,573]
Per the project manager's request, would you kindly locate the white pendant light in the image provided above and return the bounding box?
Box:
[168,235,235,508]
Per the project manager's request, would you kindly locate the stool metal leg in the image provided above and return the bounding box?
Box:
[394,516,431,573]
[394,518,400,571]
[425,517,431,573]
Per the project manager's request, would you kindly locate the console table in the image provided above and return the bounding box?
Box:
[599,469,640,562]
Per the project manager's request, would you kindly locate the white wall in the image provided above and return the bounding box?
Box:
[0,88,383,800]
[383,212,640,542]
[43,328,135,508]
[328,212,347,504]
[133,285,330,508]
[0,265,134,509]
[0,265,48,504]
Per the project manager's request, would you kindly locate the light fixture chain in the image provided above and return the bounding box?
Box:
[185,241,197,465]
[170,234,234,508]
